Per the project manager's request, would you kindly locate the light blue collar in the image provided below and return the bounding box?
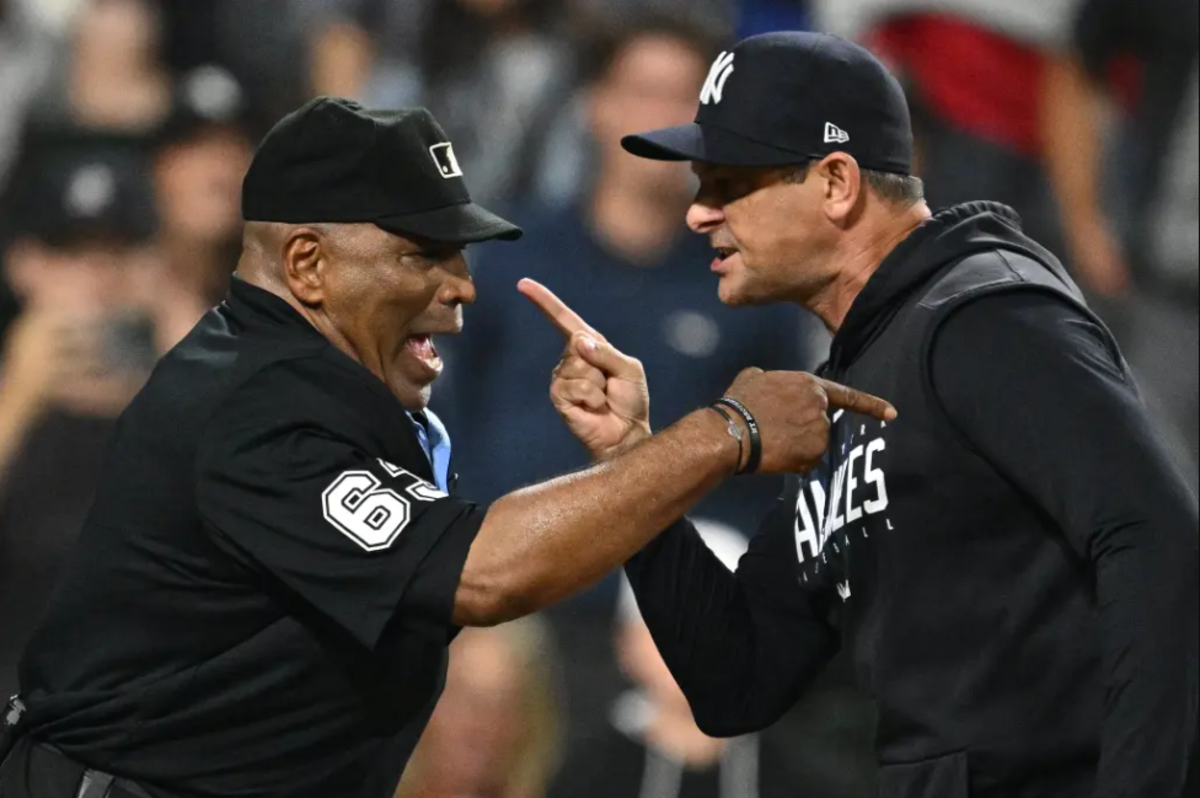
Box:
[408,410,452,493]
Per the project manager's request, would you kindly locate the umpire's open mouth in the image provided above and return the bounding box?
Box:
[405,334,443,377]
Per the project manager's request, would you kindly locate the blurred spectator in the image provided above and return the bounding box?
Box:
[5,0,87,35]
[814,0,1079,261]
[436,16,820,787]
[0,138,160,694]
[1043,0,1198,475]
[736,0,810,38]
[147,66,255,346]
[566,0,735,39]
[551,522,875,798]
[154,0,323,125]
[0,0,55,191]
[396,617,563,798]
[26,0,172,135]
[0,0,57,330]
[311,0,573,204]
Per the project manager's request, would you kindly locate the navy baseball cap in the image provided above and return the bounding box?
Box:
[622,32,914,175]
[243,98,522,244]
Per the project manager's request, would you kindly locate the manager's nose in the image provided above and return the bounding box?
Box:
[687,201,725,235]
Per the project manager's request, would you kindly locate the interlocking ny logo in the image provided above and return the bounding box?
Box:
[701,52,736,105]
[429,142,464,179]
[824,122,850,144]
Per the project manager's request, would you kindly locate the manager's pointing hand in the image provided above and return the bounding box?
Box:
[519,278,897,474]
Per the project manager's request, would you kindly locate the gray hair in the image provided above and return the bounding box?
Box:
[784,162,925,207]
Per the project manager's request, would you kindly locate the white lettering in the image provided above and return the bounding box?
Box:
[794,488,820,563]
[864,438,890,515]
[827,462,847,535]
[845,445,864,524]
[808,481,827,535]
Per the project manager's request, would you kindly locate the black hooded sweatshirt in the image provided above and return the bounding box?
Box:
[626,203,1199,798]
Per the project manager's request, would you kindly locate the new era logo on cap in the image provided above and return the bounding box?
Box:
[701,52,736,106]
[429,142,464,179]
[824,123,850,144]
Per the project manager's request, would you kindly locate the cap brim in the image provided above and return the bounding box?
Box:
[375,202,523,245]
[622,123,812,166]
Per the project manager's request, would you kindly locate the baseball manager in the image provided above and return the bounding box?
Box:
[544,32,1200,798]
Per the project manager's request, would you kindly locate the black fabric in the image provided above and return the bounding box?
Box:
[622,32,914,174]
[0,739,155,798]
[241,98,522,243]
[627,203,1199,797]
[626,498,839,738]
[0,414,115,699]
[930,292,1199,796]
[15,277,485,798]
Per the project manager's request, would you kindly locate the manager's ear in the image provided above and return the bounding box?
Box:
[816,152,863,227]
[280,226,328,307]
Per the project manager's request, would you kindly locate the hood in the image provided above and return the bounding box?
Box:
[827,202,1077,374]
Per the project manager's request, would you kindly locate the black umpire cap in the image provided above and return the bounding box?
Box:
[623,31,914,175]
[242,97,523,244]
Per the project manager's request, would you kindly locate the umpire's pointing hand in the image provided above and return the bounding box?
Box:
[518,279,652,460]
[721,367,897,474]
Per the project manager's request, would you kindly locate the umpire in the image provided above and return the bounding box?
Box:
[543,33,1200,798]
[0,99,895,798]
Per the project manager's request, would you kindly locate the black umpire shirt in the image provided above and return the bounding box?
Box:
[627,203,1199,798]
[17,277,484,798]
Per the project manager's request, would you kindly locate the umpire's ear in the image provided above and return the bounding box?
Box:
[280,226,327,308]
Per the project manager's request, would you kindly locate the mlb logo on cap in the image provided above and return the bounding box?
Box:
[429,143,464,179]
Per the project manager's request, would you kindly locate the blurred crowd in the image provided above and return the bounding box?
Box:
[0,0,1195,795]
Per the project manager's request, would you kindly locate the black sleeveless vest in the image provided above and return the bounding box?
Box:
[790,204,1120,798]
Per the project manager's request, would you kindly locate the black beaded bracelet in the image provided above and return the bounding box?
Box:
[707,404,745,473]
[714,397,762,475]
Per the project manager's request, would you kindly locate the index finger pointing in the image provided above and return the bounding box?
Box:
[816,377,898,423]
[517,278,606,342]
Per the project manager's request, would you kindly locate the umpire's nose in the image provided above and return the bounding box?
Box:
[439,253,476,308]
